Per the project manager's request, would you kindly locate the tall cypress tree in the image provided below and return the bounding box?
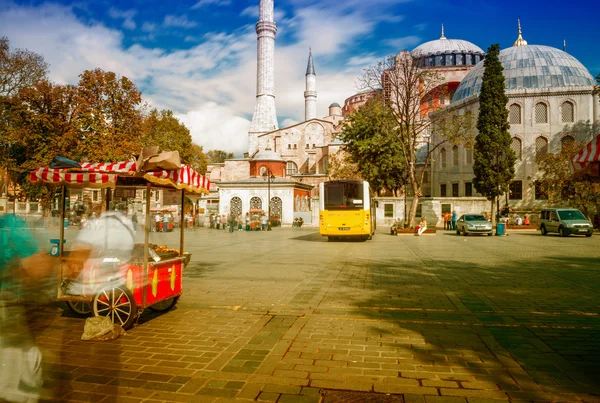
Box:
[473,44,516,226]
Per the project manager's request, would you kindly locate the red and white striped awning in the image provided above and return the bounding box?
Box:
[570,135,600,178]
[30,160,210,194]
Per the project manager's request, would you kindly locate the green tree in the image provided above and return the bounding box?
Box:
[141,108,196,164]
[339,96,406,195]
[206,150,234,163]
[360,52,473,226]
[188,143,208,174]
[472,44,516,225]
[327,150,361,182]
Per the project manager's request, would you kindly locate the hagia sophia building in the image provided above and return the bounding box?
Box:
[204,0,599,225]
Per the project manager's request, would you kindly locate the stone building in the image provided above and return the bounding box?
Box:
[430,22,599,210]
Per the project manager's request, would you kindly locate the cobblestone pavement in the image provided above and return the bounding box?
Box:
[34,226,600,402]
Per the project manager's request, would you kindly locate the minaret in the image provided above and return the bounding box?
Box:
[304,48,317,121]
[248,0,279,156]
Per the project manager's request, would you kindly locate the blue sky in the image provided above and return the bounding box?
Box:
[1,0,598,153]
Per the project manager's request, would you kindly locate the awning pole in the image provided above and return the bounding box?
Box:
[143,183,151,309]
[59,185,66,256]
[180,189,185,255]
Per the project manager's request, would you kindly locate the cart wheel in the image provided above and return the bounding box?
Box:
[92,285,137,329]
[66,300,92,316]
[149,296,180,312]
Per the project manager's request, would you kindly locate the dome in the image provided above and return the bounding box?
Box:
[412,38,485,58]
[452,45,596,103]
[330,103,341,108]
[253,147,284,162]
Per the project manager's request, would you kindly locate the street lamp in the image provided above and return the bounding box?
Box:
[262,167,275,231]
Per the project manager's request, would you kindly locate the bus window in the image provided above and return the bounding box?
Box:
[324,181,364,210]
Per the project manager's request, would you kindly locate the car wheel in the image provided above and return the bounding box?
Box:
[462,229,468,236]
[487,232,493,236]
[456,228,460,235]
[540,225,548,236]
[558,226,568,237]
[586,233,592,238]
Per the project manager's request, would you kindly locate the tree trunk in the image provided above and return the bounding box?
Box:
[490,197,496,227]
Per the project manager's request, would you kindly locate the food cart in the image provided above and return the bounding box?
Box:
[30,159,210,328]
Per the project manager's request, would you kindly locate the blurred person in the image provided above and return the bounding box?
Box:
[220,215,226,230]
[261,214,267,231]
[451,211,457,231]
[154,212,161,232]
[1,213,55,403]
[416,216,427,236]
[523,215,530,226]
[163,212,170,232]
[131,212,138,233]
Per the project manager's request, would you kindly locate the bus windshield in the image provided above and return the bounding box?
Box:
[324,182,364,210]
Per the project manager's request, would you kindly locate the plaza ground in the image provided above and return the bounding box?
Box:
[35,225,600,402]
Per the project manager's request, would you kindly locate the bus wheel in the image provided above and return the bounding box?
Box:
[327,236,335,242]
[368,234,373,240]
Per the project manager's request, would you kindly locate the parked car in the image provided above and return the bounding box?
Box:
[456,214,493,236]
[539,208,593,237]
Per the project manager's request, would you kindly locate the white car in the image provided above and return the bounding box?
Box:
[456,214,493,236]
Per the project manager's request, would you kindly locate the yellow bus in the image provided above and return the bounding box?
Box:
[319,180,376,241]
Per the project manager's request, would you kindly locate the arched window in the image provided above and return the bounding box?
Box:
[270,197,282,219]
[561,101,574,123]
[535,102,548,124]
[259,166,267,176]
[465,148,473,164]
[440,148,447,168]
[230,197,242,216]
[509,104,522,124]
[511,137,522,161]
[250,197,262,211]
[535,136,548,158]
[286,161,298,175]
[561,135,575,153]
[452,145,459,166]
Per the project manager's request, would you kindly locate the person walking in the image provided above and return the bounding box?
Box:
[245,213,250,231]
[163,212,170,232]
[131,212,138,233]
[443,212,449,230]
[260,214,267,231]
[221,214,227,230]
[451,210,457,231]
[228,213,235,233]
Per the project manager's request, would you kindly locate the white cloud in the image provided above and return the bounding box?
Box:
[0,1,407,154]
[108,7,136,30]
[163,14,197,29]
[384,35,421,50]
[191,0,232,9]
[281,118,300,128]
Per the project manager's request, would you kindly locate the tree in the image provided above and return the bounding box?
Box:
[537,140,600,219]
[188,143,208,174]
[142,108,195,163]
[75,68,144,161]
[339,96,406,195]
[327,150,361,181]
[206,150,234,163]
[360,51,473,226]
[0,37,49,196]
[472,44,516,225]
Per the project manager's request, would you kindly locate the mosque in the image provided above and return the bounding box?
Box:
[204,0,599,225]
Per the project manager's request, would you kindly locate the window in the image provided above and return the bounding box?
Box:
[561,101,574,123]
[423,171,429,184]
[509,180,523,200]
[511,137,522,161]
[535,102,548,123]
[286,161,298,175]
[561,135,575,153]
[534,181,548,200]
[452,145,459,166]
[259,166,267,176]
[92,190,99,202]
[466,148,473,164]
[312,144,316,149]
[509,104,522,124]
[287,144,291,149]
[416,204,422,217]
[535,136,548,158]
[384,203,394,218]
[230,197,242,215]
[305,144,309,149]
[465,182,472,197]
[441,203,451,214]
[452,183,459,197]
[440,148,447,168]
[440,184,447,197]
[155,190,160,202]
[250,197,262,211]
[293,144,297,149]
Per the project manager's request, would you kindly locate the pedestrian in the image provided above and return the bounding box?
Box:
[523,215,530,226]
[131,212,138,233]
[260,214,267,231]
[237,214,243,231]
[245,212,250,231]
[451,210,457,231]
[416,216,427,236]
[228,213,235,233]
[154,212,161,232]
[221,214,227,230]
[443,212,449,230]
[163,212,170,232]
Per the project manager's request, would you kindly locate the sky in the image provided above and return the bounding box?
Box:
[0,0,598,155]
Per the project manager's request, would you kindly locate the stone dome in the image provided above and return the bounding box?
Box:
[452,45,596,103]
[329,103,341,108]
[253,147,284,162]
[412,38,485,58]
